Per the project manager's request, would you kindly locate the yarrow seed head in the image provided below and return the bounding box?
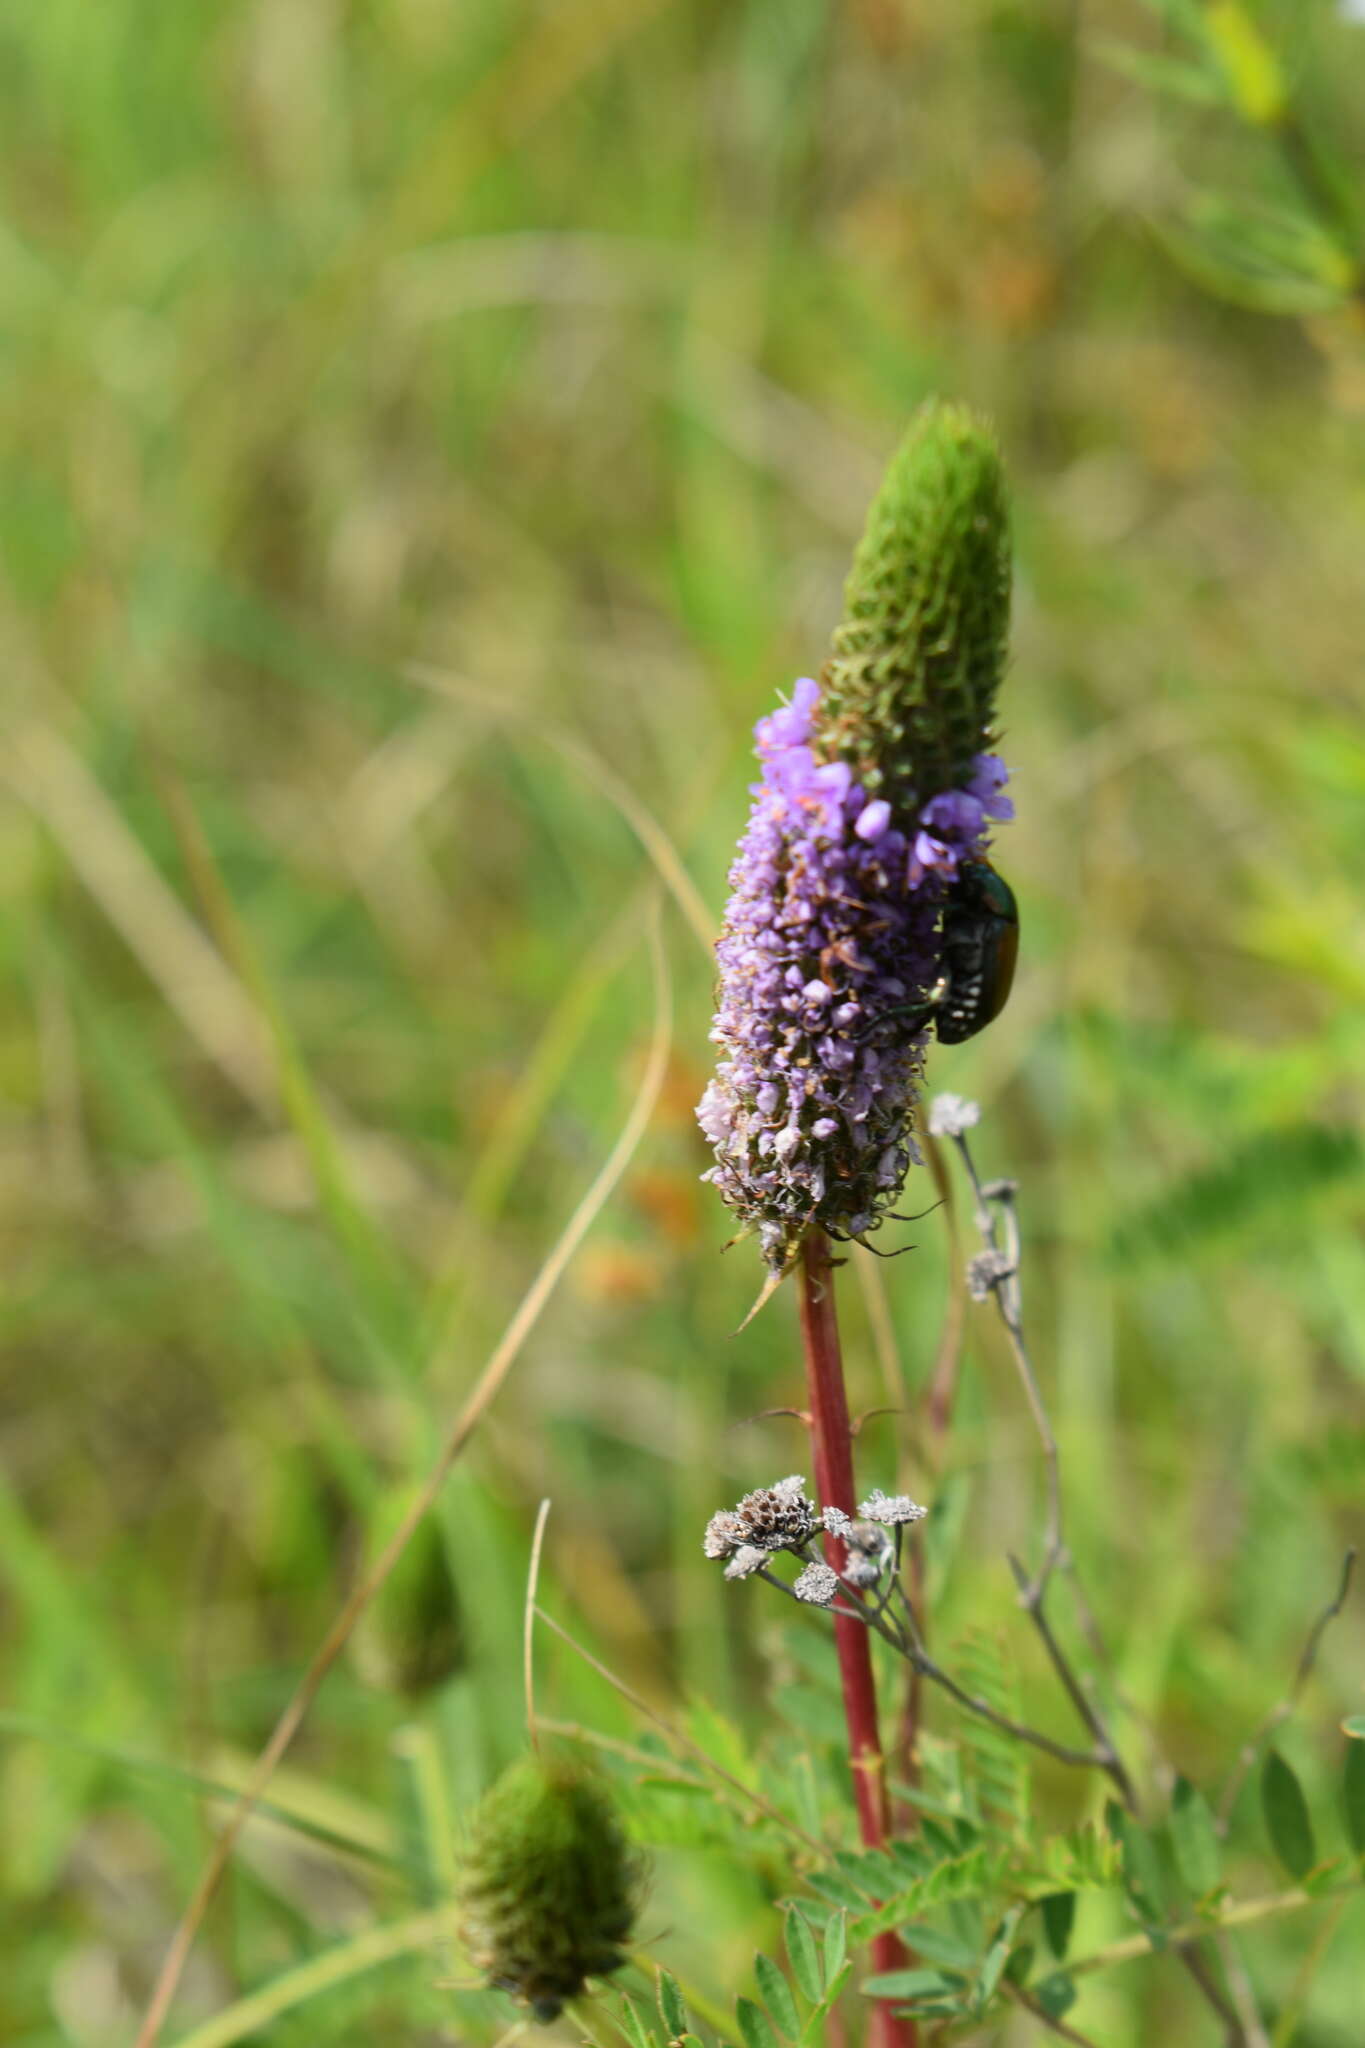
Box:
[858,1488,929,1528]
[927,1092,981,1139]
[723,1544,769,1581]
[839,1519,894,1588]
[702,1475,819,1559]
[697,402,1013,1275]
[967,1246,1015,1302]
[793,1560,841,1606]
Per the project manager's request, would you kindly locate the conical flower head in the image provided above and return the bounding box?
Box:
[697,401,1014,1275]
[818,401,1011,805]
[460,1755,641,2021]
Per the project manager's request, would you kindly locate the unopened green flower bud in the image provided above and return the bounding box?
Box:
[816,398,1011,806]
[350,1490,464,1699]
[460,1755,642,2021]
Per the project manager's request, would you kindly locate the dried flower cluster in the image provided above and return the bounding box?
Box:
[702,1475,928,1609]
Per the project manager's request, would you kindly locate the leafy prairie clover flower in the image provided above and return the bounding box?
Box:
[697,402,1013,1276]
[460,1755,641,2022]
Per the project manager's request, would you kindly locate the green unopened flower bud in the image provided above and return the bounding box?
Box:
[350,1490,464,1699]
[460,1755,642,2022]
[816,398,1011,805]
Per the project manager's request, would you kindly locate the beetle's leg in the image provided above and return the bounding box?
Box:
[852,975,946,1042]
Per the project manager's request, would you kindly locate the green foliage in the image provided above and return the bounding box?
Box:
[816,401,1011,807]
[1170,1776,1223,1902]
[3,1,1365,2044]
[1040,1891,1075,1962]
[657,1969,688,2037]
[350,1491,464,1699]
[1262,1750,1317,1882]
[459,1755,641,2020]
[1103,0,1362,319]
[1343,1740,1365,1859]
[952,1628,1030,1834]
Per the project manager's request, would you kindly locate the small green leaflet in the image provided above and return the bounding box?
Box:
[616,1996,657,2048]
[897,1923,978,1970]
[1261,1751,1316,1881]
[736,1997,780,2048]
[754,1954,800,2039]
[862,1969,964,2003]
[823,1913,847,1983]
[1342,1716,1365,1741]
[1343,1741,1365,1859]
[1035,1973,1078,2020]
[1106,1800,1168,1931]
[657,1970,688,2036]
[1170,1776,1222,1899]
[1040,1891,1075,1961]
[975,1908,1021,2009]
[783,1911,822,2005]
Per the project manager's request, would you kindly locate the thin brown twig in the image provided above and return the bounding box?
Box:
[1217,1548,1357,1830]
[131,916,673,2048]
[945,1122,1244,2040]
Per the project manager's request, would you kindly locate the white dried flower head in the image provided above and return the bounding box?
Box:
[928,1093,980,1139]
[858,1488,929,1528]
[705,1477,819,1562]
[723,1545,768,1582]
[702,1509,744,1560]
[967,1246,1015,1302]
[793,1561,840,1606]
[730,1476,819,1552]
[840,1519,894,1587]
[821,1505,853,1540]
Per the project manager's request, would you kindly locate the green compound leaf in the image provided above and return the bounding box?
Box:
[736,1995,780,2048]
[783,1911,822,2005]
[1040,1891,1075,1961]
[1262,1751,1316,1881]
[754,1953,801,2038]
[657,1970,688,2037]
[1170,1776,1223,1899]
[1343,1740,1365,1859]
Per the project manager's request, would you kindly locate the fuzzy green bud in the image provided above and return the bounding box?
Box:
[349,1496,464,1699]
[460,1755,641,2021]
[816,398,1011,807]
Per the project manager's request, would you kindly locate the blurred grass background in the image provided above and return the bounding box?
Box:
[2,0,1364,2042]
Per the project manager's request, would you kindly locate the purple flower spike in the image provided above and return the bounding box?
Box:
[696,676,1010,1274]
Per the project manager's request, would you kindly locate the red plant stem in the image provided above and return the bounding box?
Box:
[798,1231,916,2048]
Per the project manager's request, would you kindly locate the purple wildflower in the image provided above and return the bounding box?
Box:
[696,677,1010,1273]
